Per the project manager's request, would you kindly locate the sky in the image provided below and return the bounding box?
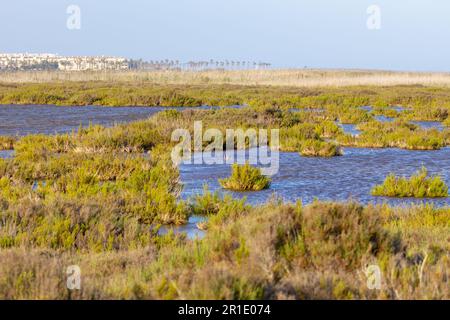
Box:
[1,0,450,71]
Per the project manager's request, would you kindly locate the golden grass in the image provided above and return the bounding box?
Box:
[3,69,450,87]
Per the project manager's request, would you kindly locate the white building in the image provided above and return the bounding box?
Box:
[0,53,129,71]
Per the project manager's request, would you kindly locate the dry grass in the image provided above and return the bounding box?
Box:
[0,201,448,300]
[3,69,450,87]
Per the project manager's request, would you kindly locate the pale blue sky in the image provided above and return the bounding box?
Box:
[1,0,449,71]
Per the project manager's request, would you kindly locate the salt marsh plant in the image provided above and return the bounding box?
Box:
[0,136,15,150]
[337,120,446,150]
[314,120,343,139]
[444,117,450,127]
[300,139,342,157]
[219,163,271,191]
[336,108,373,124]
[406,107,449,122]
[371,167,448,198]
[371,107,401,118]
[188,185,249,227]
[280,124,320,152]
[1,200,448,299]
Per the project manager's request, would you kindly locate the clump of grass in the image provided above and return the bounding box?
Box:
[443,117,450,127]
[337,119,447,150]
[301,201,400,269]
[189,185,250,228]
[0,199,448,299]
[300,139,342,157]
[219,163,271,191]
[314,121,343,139]
[189,186,221,215]
[0,136,15,150]
[280,123,320,152]
[337,108,373,124]
[372,107,401,118]
[406,107,449,122]
[371,167,448,198]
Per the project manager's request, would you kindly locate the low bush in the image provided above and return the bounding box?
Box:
[0,136,15,150]
[337,108,373,124]
[406,107,449,122]
[443,117,450,127]
[300,139,342,157]
[337,120,447,150]
[219,163,271,191]
[371,167,448,198]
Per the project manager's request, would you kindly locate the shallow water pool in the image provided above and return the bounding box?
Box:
[0,104,231,136]
[180,147,450,207]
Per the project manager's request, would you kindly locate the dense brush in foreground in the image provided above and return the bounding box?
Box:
[0,199,448,300]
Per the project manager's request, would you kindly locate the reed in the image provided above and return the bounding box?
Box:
[3,69,450,87]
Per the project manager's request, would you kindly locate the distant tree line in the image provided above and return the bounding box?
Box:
[128,59,271,71]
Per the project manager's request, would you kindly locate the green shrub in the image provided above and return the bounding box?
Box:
[0,136,15,150]
[300,139,342,157]
[190,185,224,216]
[280,124,320,152]
[314,121,343,139]
[407,107,448,121]
[337,108,373,124]
[372,107,400,118]
[219,163,271,191]
[301,201,401,269]
[189,185,250,225]
[338,120,447,150]
[443,117,450,127]
[371,167,448,198]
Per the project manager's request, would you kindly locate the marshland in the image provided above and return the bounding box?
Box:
[0,70,448,299]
